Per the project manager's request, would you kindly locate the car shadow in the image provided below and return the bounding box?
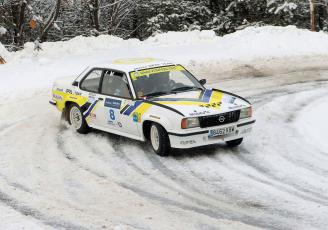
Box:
[91,128,240,159]
[169,144,240,159]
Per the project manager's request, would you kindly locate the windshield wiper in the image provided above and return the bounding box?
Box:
[171,86,203,92]
[144,91,170,98]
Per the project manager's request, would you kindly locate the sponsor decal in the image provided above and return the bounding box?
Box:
[223,96,236,104]
[130,65,185,80]
[118,122,123,128]
[105,98,122,109]
[133,112,141,123]
[88,93,97,103]
[189,110,210,116]
[199,102,222,108]
[89,113,96,120]
[66,89,73,94]
[74,91,82,96]
[56,88,64,92]
[180,140,196,145]
[53,94,63,101]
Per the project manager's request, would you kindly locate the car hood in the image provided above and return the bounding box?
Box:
[148,89,250,117]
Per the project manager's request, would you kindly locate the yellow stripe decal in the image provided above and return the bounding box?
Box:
[52,90,88,111]
[131,65,185,80]
[209,91,224,110]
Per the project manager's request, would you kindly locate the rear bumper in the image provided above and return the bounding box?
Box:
[168,119,255,149]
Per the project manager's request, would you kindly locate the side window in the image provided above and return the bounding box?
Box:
[101,70,131,98]
[80,69,102,93]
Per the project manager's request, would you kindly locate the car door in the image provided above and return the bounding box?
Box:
[96,69,140,137]
[79,68,104,127]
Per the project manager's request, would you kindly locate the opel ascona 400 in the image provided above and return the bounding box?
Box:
[50,58,255,156]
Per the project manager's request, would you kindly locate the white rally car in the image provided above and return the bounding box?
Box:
[50,58,255,156]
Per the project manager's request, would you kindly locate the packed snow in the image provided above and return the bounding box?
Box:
[0,26,328,229]
[296,94,328,152]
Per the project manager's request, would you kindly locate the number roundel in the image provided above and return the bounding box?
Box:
[109,109,115,120]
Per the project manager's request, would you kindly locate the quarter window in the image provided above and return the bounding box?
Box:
[80,69,102,93]
[101,70,131,98]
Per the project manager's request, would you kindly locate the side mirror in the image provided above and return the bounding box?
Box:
[199,79,206,85]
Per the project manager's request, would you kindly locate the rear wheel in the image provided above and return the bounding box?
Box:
[226,138,243,147]
[68,104,90,134]
[150,123,170,157]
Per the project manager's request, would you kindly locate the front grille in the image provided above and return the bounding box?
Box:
[199,110,240,128]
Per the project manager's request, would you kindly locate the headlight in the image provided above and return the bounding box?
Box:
[181,117,200,129]
[240,107,252,119]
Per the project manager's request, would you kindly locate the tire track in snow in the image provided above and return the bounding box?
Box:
[235,88,328,202]
[0,117,91,230]
[2,69,328,229]
[0,190,87,230]
[55,129,289,230]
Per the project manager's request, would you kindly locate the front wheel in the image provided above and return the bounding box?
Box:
[68,104,90,134]
[226,138,243,147]
[150,123,171,157]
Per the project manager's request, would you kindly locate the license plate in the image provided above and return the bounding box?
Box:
[208,126,235,137]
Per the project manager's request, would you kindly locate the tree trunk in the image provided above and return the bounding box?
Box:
[309,0,317,31]
[92,0,100,31]
[11,0,27,47]
[40,0,61,42]
[318,5,325,30]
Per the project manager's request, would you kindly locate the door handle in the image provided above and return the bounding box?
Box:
[98,98,104,101]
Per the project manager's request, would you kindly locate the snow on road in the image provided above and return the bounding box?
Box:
[1,26,328,229]
[296,94,328,152]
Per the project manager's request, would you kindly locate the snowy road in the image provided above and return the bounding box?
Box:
[1,66,328,230]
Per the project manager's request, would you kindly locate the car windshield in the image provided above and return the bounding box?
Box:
[130,65,204,99]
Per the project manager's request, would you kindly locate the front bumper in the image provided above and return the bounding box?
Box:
[168,118,255,149]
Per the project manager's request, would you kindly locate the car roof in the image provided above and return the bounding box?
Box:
[93,58,176,73]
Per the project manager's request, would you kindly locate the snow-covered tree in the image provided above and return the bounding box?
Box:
[267,0,328,31]
[1,0,328,48]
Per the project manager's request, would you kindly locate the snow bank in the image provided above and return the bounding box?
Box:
[21,35,131,58]
[218,25,328,59]
[145,30,217,45]
[1,25,328,99]
[11,25,328,62]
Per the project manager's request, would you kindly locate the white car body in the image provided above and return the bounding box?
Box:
[50,58,255,149]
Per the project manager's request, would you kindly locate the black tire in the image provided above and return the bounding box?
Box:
[226,138,243,147]
[150,123,171,157]
[68,103,90,134]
